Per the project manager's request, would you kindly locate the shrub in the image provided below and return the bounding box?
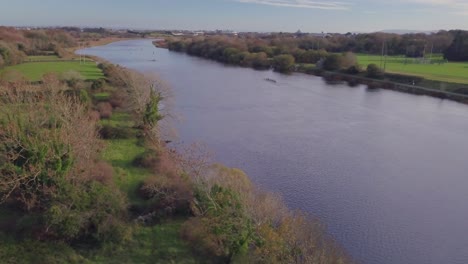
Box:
[133,149,160,169]
[60,70,83,84]
[89,110,101,122]
[341,52,358,69]
[96,102,113,119]
[44,181,129,243]
[323,54,343,71]
[182,184,255,262]
[0,82,129,244]
[346,65,361,75]
[272,54,295,73]
[139,173,193,216]
[88,161,114,184]
[109,90,127,108]
[367,63,384,78]
[91,79,105,91]
[297,64,316,74]
[143,90,164,130]
[99,125,135,139]
[79,89,91,105]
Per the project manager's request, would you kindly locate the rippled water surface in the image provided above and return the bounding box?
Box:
[79,40,468,264]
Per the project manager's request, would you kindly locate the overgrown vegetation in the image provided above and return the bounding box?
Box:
[0,30,351,262]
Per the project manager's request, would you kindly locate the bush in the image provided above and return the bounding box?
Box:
[133,149,160,169]
[89,110,101,122]
[96,102,113,119]
[109,90,127,108]
[99,125,135,139]
[181,184,254,262]
[91,79,105,91]
[272,54,295,73]
[44,181,129,243]
[138,173,193,216]
[88,161,114,184]
[367,63,384,78]
[143,90,164,130]
[341,52,358,69]
[297,64,316,74]
[79,89,91,105]
[323,54,343,71]
[0,82,129,244]
[346,65,361,75]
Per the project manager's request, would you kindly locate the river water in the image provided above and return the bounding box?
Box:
[78,40,468,264]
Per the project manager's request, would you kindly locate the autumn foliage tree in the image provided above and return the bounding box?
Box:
[0,79,128,243]
[178,162,350,263]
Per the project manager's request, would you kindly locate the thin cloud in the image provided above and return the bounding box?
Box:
[235,0,351,10]
[398,0,468,15]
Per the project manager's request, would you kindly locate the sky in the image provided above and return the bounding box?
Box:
[0,0,467,33]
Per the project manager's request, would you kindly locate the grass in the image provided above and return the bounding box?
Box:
[99,111,149,204]
[0,61,103,81]
[93,92,111,101]
[102,137,150,203]
[96,109,199,263]
[356,54,468,84]
[88,221,199,264]
[0,221,199,264]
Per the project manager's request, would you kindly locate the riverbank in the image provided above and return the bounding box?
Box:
[68,37,139,53]
[76,42,351,263]
[155,39,468,105]
[308,70,468,104]
[78,38,468,264]
[0,39,352,263]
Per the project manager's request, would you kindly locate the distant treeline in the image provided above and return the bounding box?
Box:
[0,27,76,67]
[0,26,143,69]
[165,30,468,68]
[166,36,371,74]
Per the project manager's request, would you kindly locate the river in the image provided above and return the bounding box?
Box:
[78,39,468,264]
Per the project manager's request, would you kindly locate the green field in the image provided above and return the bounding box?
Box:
[0,60,103,81]
[357,54,468,84]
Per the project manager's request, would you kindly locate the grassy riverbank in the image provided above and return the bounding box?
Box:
[356,54,468,84]
[0,59,104,81]
[0,44,350,263]
[160,37,468,103]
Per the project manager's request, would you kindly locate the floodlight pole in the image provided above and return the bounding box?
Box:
[429,43,434,63]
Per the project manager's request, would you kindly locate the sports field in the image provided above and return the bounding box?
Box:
[0,57,103,81]
[357,54,468,84]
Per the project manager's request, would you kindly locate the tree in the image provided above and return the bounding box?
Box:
[272,54,295,73]
[323,54,342,71]
[0,80,128,242]
[366,63,384,78]
[341,52,358,69]
[444,30,468,61]
[143,89,164,130]
[182,184,255,262]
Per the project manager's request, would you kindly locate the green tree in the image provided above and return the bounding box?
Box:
[366,63,384,78]
[143,89,164,130]
[272,54,295,73]
[0,83,128,243]
[323,54,343,71]
[182,184,255,262]
[444,30,468,61]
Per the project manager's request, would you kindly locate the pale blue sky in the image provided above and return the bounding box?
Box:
[0,0,466,32]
